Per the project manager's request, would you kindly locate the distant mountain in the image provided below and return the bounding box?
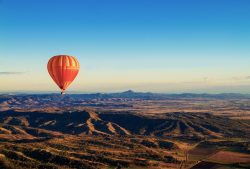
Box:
[89,91,250,99]
[1,91,250,112]
[2,91,250,100]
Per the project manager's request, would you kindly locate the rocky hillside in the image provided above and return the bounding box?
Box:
[0,110,249,140]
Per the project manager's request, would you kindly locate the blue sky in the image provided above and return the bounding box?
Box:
[0,0,250,93]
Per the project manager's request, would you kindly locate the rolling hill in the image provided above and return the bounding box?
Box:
[0,94,250,168]
[0,109,249,140]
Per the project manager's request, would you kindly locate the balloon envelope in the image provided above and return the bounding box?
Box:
[47,55,80,94]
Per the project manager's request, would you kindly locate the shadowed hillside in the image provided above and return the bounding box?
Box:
[1,110,249,140]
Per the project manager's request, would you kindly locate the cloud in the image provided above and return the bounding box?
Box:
[0,72,24,75]
[231,76,250,81]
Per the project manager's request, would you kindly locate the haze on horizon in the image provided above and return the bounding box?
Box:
[1,0,250,93]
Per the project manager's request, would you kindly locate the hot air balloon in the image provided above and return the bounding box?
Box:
[47,55,80,94]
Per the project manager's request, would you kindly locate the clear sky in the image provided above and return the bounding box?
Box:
[0,0,250,93]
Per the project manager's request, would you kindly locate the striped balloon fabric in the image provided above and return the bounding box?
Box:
[47,55,80,94]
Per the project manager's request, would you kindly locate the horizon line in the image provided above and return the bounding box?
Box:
[1,90,250,95]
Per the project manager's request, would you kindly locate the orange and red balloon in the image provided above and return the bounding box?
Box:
[47,55,80,94]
